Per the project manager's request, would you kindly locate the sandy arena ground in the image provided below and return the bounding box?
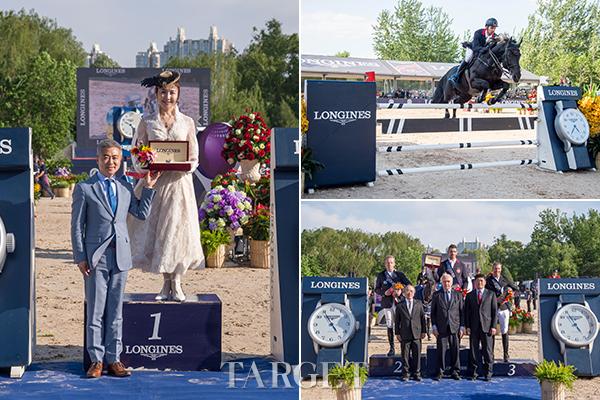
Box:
[301,317,600,399]
[304,109,600,199]
[33,197,270,364]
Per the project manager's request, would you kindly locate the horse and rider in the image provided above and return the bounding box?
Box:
[433,18,523,118]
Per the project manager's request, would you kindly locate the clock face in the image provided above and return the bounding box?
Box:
[555,108,590,145]
[551,303,599,347]
[118,111,142,139]
[308,303,356,347]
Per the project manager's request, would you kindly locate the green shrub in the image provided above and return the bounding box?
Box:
[534,360,577,390]
[51,180,70,189]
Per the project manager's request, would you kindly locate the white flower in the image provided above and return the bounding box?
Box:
[257,129,261,134]
[235,129,242,135]
[249,113,256,120]
[253,135,259,141]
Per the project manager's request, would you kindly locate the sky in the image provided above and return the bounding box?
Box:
[3,0,299,66]
[301,0,538,58]
[301,201,600,251]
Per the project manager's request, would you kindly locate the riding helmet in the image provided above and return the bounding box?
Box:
[485,18,498,27]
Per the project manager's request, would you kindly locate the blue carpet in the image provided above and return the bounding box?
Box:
[0,358,298,399]
[362,377,541,400]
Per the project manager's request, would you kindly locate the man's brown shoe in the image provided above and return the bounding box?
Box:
[107,361,131,377]
[86,362,103,378]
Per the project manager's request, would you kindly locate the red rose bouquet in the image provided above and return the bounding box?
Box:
[222,111,271,165]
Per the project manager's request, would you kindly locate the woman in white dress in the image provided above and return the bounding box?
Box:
[128,71,205,301]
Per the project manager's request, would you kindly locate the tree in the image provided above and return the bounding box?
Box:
[165,53,269,125]
[520,0,600,86]
[238,19,298,128]
[372,0,459,62]
[334,51,350,58]
[0,52,77,157]
[487,234,526,280]
[565,209,600,277]
[0,9,85,79]
[90,53,120,68]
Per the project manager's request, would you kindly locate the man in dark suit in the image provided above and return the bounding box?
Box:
[465,274,498,381]
[437,244,470,290]
[395,284,426,381]
[375,255,412,356]
[486,262,518,361]
[431,272,464,380]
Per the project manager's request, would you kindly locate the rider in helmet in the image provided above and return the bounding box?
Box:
[449,18,499,88]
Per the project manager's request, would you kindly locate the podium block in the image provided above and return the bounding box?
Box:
[368,354,428,377]
[84,293,221,371]
[425,345,535,377]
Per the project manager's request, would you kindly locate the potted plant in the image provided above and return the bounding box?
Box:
[522,310,534,333]
[534,360,576,400]
[51,180,71,198]
[327,362,368,400]
[301,147,324,193]
[200,229,231,268]
[245,204,270,269]
[222,111,271,183]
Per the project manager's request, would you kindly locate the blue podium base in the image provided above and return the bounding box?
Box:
[0,358,298,399]
[370,348,536,378]
[362,377,541,400]
[84,293,221,371]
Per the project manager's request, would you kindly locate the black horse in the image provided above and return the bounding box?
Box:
[432,35,523,118]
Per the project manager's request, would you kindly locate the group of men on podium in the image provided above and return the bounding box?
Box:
[374,244,519,381]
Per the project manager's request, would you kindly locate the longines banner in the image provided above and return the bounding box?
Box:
[75,68,210,157]
[305,80,376,188]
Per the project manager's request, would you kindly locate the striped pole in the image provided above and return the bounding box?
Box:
[377,140,537,153]
[377,102,538,110]
[378,159,538,176]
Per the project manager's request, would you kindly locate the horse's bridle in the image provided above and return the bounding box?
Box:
[479,40,517,80]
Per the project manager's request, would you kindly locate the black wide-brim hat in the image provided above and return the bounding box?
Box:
[141,70,181,88]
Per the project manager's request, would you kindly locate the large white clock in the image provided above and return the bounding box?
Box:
[551,303,599,348]
[117,111,142,139]
[554,107,590,152]
[308,303,357,348]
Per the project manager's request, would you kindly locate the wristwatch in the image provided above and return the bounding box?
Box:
[551,294,600,375]
[554,100,590,169]
[0,216,16,274]
[307,293,359,374]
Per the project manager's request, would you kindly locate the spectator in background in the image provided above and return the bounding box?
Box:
[35,156,55,199]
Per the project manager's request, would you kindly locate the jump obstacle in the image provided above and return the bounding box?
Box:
[304,80,594,189]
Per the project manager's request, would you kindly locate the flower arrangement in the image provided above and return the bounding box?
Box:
[211,169,244,190]
[509,313,521,327]
[301,97,309,134]
[578,83,600,137]
[198,185,252,231]
[131,144,156,169]
[200,229,231,256]
[454,286,468,298]
[55,166,71,177]
[34,182,41,201]
[522,310,534,324]
[244,203,270,241]
[222,111,271,165]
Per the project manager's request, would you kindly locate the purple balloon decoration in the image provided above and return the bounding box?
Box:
[197,122,233,179]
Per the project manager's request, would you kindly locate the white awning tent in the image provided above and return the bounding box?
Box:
[301,54,540,85]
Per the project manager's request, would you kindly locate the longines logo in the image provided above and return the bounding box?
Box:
[546,282,596,291]
[124,344,184,361]
[313,110,371,126]
[0,139,12,155]
[95,68,126,76]
[310,281,361,290]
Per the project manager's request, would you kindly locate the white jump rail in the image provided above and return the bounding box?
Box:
[378,159,538,176]
[377,140,538,153]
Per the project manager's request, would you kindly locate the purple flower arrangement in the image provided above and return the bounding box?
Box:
[199,185,253,231]
[55,166,71,177]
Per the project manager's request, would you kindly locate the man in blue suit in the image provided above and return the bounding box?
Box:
[71,139,159,378]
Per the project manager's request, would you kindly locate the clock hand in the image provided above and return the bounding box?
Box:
[324,314,339,333]
[567,314,583,333]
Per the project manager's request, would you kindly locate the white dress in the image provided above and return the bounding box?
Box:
[127,106,205,275]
